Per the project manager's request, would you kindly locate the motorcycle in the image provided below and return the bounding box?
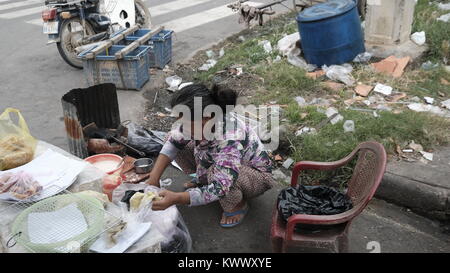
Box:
[42,0,151,68]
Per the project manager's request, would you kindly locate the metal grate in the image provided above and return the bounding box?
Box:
[0,186,122,253]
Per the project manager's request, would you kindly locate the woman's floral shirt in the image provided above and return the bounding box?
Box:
[160,117,273,206]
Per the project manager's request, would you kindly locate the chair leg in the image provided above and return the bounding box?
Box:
[271,238,283,253]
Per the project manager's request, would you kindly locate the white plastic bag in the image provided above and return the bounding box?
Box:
[277,32,300,56]
[112,184,192,253]
[322,64,355,86]
[0,171,42,200]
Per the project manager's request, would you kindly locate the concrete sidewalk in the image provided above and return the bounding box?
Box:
[376,146,450,221]
[163,166,450,253]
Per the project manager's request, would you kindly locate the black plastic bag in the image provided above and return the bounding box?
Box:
[127,122,167,157]
[277,185,353,232]
[120,190,144,209]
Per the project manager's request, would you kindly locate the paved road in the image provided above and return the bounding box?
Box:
[0,0,282,149]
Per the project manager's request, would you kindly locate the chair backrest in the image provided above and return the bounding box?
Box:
[347,142,387,207]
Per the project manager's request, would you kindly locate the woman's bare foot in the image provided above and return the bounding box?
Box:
[220,200,248,226]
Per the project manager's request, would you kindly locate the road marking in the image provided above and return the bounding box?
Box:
[0,5,42,19]
[26,17,41,26]
[24,0,213,26]
[19,0,263,35]
[161,2,261,33]
[0,0,40,11]
[150,0,211,17]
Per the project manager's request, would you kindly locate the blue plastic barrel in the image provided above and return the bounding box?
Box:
[296,0,365,67]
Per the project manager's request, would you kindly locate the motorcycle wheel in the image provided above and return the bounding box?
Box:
[57,18,95,69]
[135,0,152,28]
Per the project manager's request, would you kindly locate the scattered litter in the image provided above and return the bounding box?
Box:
[272,169,289,183]
[294,96,307,107]
[376,104,392,111]
[388,92,407,102]
[219,48,225,58]
[324,81,345,91]
[326,107,343,124]
[371,55,410,78]
[160,178,173,189]
[407,103,450,117]
[277,32,300,56]
[282,158,294,169]
[164,107,171,113]
[322,64,355,86]
[411,31,426,46]
[353,52,372,63]
[198,59,217,71]
[368,94,386,105]
[374,83,393,96]
[295,127,317,136]
[343,120,355,133]
[437,13,450,23]
[228,65,244,76]
[165,75,182,92]
[424,96,434,104]
[402,149,413,153]
[326,107,338,117]
[409,141,423,152]
[238,36,246,42]
[440,99,450,110]
[420,151,433,161]
[163,65,174,73]
[206,50,215,58]
[310,98,331,107]
[258,40,273,53]
[178,82,193,90]
[274,154,283,161]
[273,55,282,63]
[437,3,450,10]
[287,54,316,71]
[421,61,439,70]
[344,96,364,106]
[373,111,379,118]
[355,84,373,97]
[410,96,421,102]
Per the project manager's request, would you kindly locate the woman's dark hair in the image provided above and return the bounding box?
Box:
[170,84,237,120]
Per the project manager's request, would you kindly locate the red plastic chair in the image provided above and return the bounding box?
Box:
[270,141,387,253]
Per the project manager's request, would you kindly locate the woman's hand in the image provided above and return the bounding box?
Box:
[146,171,160,187]
[152,190,190,210]
[146,154,172,187]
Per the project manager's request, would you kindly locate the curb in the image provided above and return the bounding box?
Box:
[376,169,449,221]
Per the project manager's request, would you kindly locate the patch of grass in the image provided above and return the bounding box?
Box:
[413,0,450,62]
[352,63,450,100]
[287,106,450,163]
[187,6,450,171]
[407,67,450,98]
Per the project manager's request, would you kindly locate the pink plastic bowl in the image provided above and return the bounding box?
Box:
[84,154,124,175]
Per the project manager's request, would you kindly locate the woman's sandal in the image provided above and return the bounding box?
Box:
[220,205,249,228]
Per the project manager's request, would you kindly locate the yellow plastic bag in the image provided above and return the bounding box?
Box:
[0,108,37,170]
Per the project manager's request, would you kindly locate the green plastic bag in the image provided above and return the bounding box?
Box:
[0,108,37,170]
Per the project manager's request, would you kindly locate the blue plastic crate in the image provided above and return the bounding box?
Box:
[125,29,173,69]
[78,45,150,90]
[149,30,173,69]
